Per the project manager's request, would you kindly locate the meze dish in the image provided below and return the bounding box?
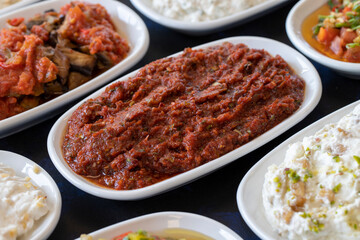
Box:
[0,150,61,240]
[303,0,360,62]
[0,1,129,121]
[0,0,149,138]
[48,37,321,200]
[74,212,242,240]
[237,100,360,240]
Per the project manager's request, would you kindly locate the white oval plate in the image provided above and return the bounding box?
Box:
[0,0,39,16]
[48,36,322,200]
[0,0,149,138]
[286,0,360,78]
[75,211,242,240]
[0,150,61,240]
[237,100,360,240]
[130,0,289,35]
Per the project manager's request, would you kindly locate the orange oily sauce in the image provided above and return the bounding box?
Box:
[301,3,351,62]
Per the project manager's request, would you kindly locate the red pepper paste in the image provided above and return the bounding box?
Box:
[62,42,305,190]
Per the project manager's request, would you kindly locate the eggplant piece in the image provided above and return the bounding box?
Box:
[52,48,70,82]
[59,47,96,75]
[67,72,91,90]
[44,81,64,96]
[25,15,44,30]
[96,51,114,68]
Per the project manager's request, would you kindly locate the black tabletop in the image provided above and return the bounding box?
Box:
[1,0,360,239]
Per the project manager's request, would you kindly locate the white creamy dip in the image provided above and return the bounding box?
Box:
[0,163,49,240]
[149,0,269,22]
[263,104,360,240]
[0,0,22,10]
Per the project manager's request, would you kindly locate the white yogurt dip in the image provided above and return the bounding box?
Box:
[263,104,360,240]
[0,162,49,240]
[0,0,22,10]
[149,0,269,22]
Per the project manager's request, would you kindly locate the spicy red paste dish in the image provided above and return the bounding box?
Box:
[0,1,129,120]
[62,42,305,190]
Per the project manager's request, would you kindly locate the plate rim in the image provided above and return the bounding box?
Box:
[0,150,62,240]
[0,0,149,138]
[47,36,322,200]
[237,99,360,240]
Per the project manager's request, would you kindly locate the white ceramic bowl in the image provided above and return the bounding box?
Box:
[48,36,322,200]
[286,0,360,78]
[0,0,39,16]
[0,150,61,240]
[0,0,149,138]
[130,0,288,35]
[75,211,242,240]
[237,99,360,240]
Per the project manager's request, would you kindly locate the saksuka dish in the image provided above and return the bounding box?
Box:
[0,1,129,120]
[62,42,305,190]
[263,103,360,240]
[311,0,360,62]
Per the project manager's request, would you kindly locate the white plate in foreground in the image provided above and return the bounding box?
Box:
[130,0,289,35]
[0,0,149,138]
[286,0,360,79]
[0,0,39,16]
[75,211,242,240]
[237,100,360,240]
[0,150,62,240]
[48,36,322,200]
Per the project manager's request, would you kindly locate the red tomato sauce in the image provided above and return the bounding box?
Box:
[62,43,305,190]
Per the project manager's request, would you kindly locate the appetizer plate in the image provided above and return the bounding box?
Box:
[0,0,149,138]
[74,211,243,240]
[0,0,39,16]
[237,100,360,240]
[130,0,289,35]
[48,36,322,200]
[0,150,61,240]
[286,0,360,78]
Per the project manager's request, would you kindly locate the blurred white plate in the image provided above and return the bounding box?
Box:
[0,150,61,240]
[286,0,360,78]
[0,0,149,138]
[237,100,360,240]
[75,211,242,240]
[130,0,289,35]
[0,0,39,16]
[48,36,322,200]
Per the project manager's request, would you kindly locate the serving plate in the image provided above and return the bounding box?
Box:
[130,0,289,35]
[48,36,322,200]
[237,100,360,240]
[0,0,149,138]
[75,211,242,240]
[0,150,61,240]
[0,0,39,16]
[286,0,360,79]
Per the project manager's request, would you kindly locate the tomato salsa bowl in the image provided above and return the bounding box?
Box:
[0,0,149,138]
[48,36,322,200]
[286,0,360,79]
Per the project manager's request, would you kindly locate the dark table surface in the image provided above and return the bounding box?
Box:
[1,0,360,239]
